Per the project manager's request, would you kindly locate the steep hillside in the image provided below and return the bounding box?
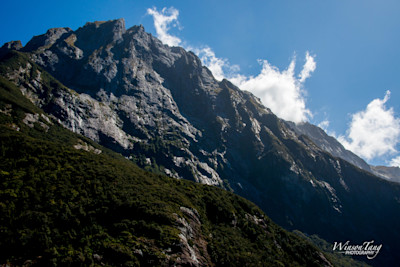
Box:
[1,19,399,266]
[0,69,340,266]
[286,122,372,172]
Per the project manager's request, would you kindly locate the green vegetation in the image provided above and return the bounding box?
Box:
[0,125,333,266]
[0,75,324,266]
[0,51,360,266]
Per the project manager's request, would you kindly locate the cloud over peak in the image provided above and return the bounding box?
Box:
[232,55,315,123]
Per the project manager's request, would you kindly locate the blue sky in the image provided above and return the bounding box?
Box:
[2,0,400,166]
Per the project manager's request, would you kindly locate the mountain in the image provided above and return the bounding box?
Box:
[0,74,341,266]
[1,18,399,266]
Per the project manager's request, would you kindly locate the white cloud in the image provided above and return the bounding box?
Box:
[232,55,314,123]
[147,7,181,46]
[338,91,400,161]
[389,156,400,167]
[299,51,316,83]
[318,120,330,131]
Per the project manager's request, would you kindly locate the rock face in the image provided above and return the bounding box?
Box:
[287,121,400,183]
[2,18,400,266]
[174,207,211,266]
[371,165,400,183]
[287,121,372,172]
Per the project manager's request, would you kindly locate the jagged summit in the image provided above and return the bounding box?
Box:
[0,40,22,58]
[1,19,138,57]
[83,18,125,28]
[1,40,22,50]
[75,18,126,47]
[23,27,73,52]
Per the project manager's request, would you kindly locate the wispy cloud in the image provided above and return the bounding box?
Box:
[191,46,240,81]
[147,6,315,123]
[338,91,400,161]
[318,120,330,132]
[299,52,316,83]
[147,7,181,46]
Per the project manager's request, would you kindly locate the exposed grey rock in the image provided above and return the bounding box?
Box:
[73,140,102,154]
[172,207,211,266]
[0,103,12,116]
[23,27,73,52]
[286,121,372,172]
[23,113,50,132]
[371,165,400,183]
[1,40,23,50]
[6,26,223,185]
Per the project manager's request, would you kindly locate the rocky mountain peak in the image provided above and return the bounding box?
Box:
[0,41,22,58]
[1,40,22,50]
[83,18,126,29]
[23,27,72,52]
[127,24,145,34]
[76,18,126,49]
